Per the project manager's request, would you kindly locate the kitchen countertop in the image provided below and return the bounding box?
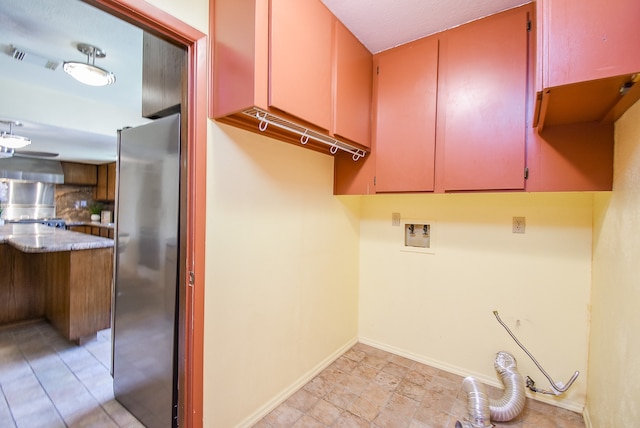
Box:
[65,221,115,229]
[0,223,114,253]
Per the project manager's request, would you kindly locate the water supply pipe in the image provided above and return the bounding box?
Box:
[493,310,579,395]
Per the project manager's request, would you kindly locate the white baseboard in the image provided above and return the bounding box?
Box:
[583,405,592,428]
[358,336,585,414]
[235,336,359,428]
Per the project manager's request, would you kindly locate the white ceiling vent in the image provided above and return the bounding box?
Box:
[11,45,60,71]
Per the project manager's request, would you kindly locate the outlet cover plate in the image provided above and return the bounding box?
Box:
[513,216,525,234]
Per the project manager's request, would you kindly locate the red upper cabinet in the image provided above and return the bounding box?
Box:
[541,0,640,89]
[333,21,372,149]
[435,5,530,192]
[212,0,371,158]
[373,36,439,192]
[269,0,333,130]
[536,0,640,127]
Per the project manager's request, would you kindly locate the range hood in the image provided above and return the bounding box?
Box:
[0,157,64,183]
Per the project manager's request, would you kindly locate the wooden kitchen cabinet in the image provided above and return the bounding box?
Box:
[68,225,89,234]
[142,32,184,119]
[0,245,46,324]
[535,0,640,128]
[107,162,116,200]
[0,244,112,342]
[45,248,113,342]
[212,0,371,156]
[69,225,114,239]
[94,162,116,201]
[61,162,97,185]
[435,5,530,192]
[374,36,439,192]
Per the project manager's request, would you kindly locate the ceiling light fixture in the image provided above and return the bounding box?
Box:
[63,43,116,86]
[0,146,15,159]
[0,121,31,150]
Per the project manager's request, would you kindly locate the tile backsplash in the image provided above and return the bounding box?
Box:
[55,185,114,222]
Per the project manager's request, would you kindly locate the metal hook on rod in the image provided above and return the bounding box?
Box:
[330,142,339,155]
[300,131,309,145]
[256,112,269,132]
[493,310,579,395]
[352,150,365,161]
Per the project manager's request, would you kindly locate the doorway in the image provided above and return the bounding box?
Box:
[0,0,206,426]
[83,1,207,426]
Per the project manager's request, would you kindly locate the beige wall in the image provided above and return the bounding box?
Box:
[148,0,209,34]
[203,123,361,427]
[588,100,640,426]
[358,192,593,411]
[142,3,361,427]
[143,1,615,425]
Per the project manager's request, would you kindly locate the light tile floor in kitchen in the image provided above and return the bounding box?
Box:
[254,343,586,428]
[0,320,143,428]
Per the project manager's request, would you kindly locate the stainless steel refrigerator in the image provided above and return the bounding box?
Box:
[112,113,181,428]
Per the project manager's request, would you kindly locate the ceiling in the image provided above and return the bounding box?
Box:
[0,0,530,164]
[322,0,531,53]
[0,0,144,164]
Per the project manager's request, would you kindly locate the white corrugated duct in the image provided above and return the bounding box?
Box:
[455,351,526,428]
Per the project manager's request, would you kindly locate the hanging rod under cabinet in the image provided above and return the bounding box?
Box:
[242,108,367,161]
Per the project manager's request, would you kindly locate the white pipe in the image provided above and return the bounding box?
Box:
[456,352,526,428]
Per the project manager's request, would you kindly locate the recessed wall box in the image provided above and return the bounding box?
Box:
[400,219,436,254]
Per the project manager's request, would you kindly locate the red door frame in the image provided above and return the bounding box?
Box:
[83,1,207,426]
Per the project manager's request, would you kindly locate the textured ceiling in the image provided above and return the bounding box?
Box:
[322,0,532,53]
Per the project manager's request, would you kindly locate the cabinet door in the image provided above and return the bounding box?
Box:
[543,0,640,88]
[437,6,529,191]
[269,0,333,130]
[61,162,97,185]
[142,32,184,119]
[374,36,439,192]
[94,164,108,200]
[107,162,116,201]
[333,21,372,148]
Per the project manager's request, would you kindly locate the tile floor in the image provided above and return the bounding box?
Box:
[254,343,586,428]
[0,320,143,428]
[0,321,586,428]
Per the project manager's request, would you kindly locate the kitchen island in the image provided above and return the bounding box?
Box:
[0,223,114,343]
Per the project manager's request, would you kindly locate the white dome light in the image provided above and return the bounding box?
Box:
[63,43,116,87]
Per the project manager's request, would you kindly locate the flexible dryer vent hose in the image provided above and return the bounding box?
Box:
[456,351,526,428]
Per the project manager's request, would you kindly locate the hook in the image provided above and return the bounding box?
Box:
[352,150,366,161]
[422,225,429,236]
[408,224,415,235]
[300,131,309,145]
[256,112,268,132]
[330,142,339,155]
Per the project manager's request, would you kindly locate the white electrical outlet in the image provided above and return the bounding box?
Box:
[512,216,526,234]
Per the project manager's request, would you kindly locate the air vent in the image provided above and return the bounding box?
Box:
[11,45,60,71]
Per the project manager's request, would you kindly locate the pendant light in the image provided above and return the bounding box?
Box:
[63,43,116,86]
[0,120,31,150]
